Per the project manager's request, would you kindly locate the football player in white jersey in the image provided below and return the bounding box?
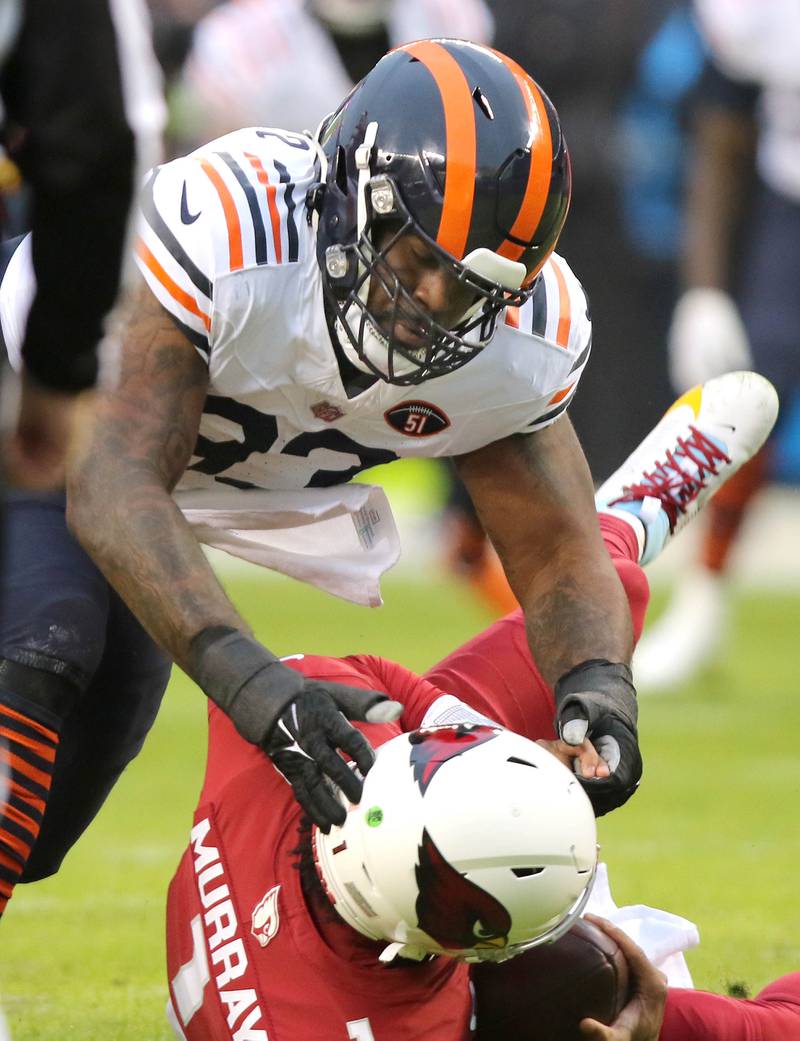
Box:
[73,41,639,827]
[3,40,771,920]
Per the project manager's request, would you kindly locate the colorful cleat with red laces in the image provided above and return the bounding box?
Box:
[595,372,779,565]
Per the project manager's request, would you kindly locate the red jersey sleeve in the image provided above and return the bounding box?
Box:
[662,975,800,1041]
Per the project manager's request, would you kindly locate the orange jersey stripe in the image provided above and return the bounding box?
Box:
[7,751,51,790]
[0,726,56,764]
[401,41,476,259]
[493,52,552,268]
[3,801,39,837]
[0,827,32,863]
[244,152,283,264]
[551,260,572,347]
[10,778,46,816]
[136,239,212,332]
[1,705,57,743]
[547,382,575,406]
[200,158,244,271]
[0,848,22,874]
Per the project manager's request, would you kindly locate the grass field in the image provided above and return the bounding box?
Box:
[2,569,799,1040]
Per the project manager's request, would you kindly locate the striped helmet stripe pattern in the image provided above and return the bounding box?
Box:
[493,51,554,266]
[400,40,477,260]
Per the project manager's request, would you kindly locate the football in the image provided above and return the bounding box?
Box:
[471,918,630,1041]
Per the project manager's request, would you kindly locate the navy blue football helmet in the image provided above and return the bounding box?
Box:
[312,39,571,385]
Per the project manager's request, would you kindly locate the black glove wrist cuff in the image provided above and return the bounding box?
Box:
[554,659,638,731]
[187,626,302,744]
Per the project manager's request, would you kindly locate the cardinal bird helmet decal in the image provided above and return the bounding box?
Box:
[409,724,499,795]
[415,826,512,953]
[313,725,597,963]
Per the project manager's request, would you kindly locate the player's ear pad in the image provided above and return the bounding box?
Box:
[471,918,630,1041]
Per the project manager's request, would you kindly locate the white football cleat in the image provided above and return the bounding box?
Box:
[633,568,727,690]
[595,371,779,565]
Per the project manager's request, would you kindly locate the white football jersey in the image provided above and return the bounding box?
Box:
[133,128,592,494]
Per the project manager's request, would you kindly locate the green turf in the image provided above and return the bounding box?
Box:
[2,574,799,1039]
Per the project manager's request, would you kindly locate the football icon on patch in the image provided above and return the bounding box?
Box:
[251,884,281,948]
[384,400,450,437]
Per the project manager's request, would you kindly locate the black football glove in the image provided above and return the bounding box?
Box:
[188,626,402,832]
[554,659,642,817]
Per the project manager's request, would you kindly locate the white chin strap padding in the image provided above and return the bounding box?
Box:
[462,248,526,291]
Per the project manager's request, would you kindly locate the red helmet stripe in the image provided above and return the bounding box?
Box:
[401,41,476,259]
[492,52,553,268]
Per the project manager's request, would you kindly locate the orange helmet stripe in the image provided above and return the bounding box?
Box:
[492,52,553,268]
[401,41,476,259]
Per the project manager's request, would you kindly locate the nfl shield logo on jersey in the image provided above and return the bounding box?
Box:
[311,400,345,422]
[251,884,281,948]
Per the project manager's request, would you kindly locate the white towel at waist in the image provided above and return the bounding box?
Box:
[175,484,401,608]
[585,862,700,989]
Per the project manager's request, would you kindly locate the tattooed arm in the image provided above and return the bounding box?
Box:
[66,281,248,668]
[454,416,633,685]
[66,282,400,829]
[455,418,642,816]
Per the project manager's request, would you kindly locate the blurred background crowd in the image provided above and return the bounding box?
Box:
[1,0,798,689]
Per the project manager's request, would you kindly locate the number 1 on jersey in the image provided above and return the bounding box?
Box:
[347,1018,376,1040]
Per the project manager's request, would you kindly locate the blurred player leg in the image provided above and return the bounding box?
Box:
[0,739,12,1036]
[0,492,171,913]
[22,591,171,883]
[440,462,518,617]
[636,180,797,690]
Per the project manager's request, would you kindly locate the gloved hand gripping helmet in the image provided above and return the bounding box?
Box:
[312,39,571,384]
[313,725,597,964]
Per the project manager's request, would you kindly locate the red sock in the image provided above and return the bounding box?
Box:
[599,513,650,644]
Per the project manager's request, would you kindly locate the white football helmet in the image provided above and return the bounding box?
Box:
[313,724,597,963]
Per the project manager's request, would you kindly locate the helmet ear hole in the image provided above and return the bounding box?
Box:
[511,867,545,878]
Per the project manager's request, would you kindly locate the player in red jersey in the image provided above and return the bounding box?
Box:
[165,535,622,1041]
[165,522,800,1041]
